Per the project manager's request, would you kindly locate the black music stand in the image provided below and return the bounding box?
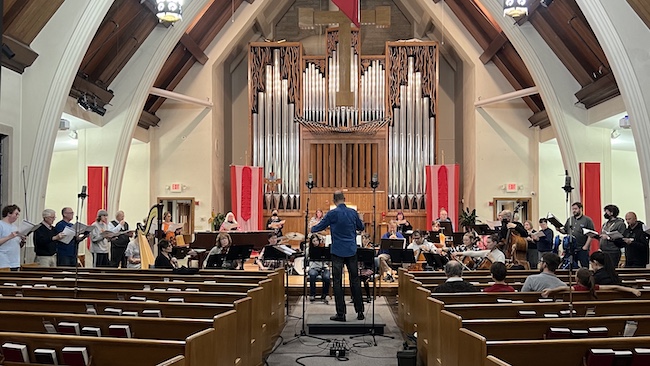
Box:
[171,246,191,259]
[439,221,453,236]
[470,224,496,236]
[388,248,416,266]
[426,231,441,244]
[226,244,254,269]
[205,254,225,269]
[350,247,394,345]
[380,238,406,251]
[451,232,466,246]
[423,252,448,271]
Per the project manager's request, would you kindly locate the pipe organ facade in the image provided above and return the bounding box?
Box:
[248,36,437,217]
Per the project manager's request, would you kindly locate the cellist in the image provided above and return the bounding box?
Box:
[453,234,505,268]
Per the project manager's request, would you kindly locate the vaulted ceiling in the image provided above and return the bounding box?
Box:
[2,0,644,130]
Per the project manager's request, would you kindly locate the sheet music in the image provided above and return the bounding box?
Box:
[273,245,296,256]
[485,220,501,230]
[60,226,77,244]
[17,220,40,236]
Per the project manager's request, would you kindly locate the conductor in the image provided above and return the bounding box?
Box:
[311,191,365,322]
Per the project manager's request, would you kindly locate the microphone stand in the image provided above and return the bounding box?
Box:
[74,187,88,299]
[562,174,574,318]
[351,177,393,345]
[284,178,329,344]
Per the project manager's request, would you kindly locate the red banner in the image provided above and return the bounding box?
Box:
[231,165,264,231]
[426,164,460,231]
[87,166,109,248]
[332,0,360,27]
[580,162,601,253]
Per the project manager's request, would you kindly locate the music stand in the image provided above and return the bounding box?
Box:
[380,238,406,251]
[470,224,496,236]
[171,246,191,259]
[451,232,465,246]
[205,254,225,269]
[439,221,453,236]
[226,244,253,270]
[388,248,416,265]
[350,248,394,345]
[309,246,331,262]
[423,252,448,271]
[426,231,441,244]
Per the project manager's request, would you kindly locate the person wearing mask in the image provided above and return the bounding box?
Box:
[618,212,649,268]
[558,202,595,268]
[0,205,25,270]
[598,204,627,267]
[33,209,65,267]
[266,209,285,237]
[154,240,178,269]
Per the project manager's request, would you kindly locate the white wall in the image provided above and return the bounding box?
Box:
[0,68,22,206]
[44,149,79,214]
[538,140,567,219]
[612,149,645,221]
[118,141,151,226]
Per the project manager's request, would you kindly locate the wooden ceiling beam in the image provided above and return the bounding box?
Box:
[3,0,63,44]
[72,75,114,104]
[515,0,542,25]
[180,33,208,65]
[627,0,650,30]
[528,109,551,129]
[138,110,160,129]
[444,0,491,49]
[2,0,29,31]
[479,32,507,64]
[148,55,196,112]
[574,72,619,109]
[1,34,37,73]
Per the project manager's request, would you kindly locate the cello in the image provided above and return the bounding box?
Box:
[502,203,530,270]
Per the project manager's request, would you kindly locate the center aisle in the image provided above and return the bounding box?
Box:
[266,296,407,365]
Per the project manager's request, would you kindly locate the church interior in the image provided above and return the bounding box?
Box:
[2,0,650,365]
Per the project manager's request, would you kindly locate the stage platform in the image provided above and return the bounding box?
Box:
[307,313,386,335]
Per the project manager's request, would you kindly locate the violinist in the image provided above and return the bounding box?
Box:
[453,234,505,265]
[378,221,403,282]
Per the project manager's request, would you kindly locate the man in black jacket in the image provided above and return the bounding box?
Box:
[110,210,132,268]
[34,209,65,267]
[433,260,478,293]
[620,212,649,268]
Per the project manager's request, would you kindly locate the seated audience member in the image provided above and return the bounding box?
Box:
[377,221,404,282]
[453,234,505,264]
[256,233,285,271]
[154,240,178,269]
[433,260,479,293]
[306,234,330,302]
[204,232,240,269]
[542,267,641,299]
[124,236,142,269]
[483,262,515,292]
[590,250,621,285]
[33,209,65,267]
[520,252,567,292]
[219,212,241,231]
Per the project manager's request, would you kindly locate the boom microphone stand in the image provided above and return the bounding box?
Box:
[74,185,88,299]
[351,173,394,345]
[284,174,330,344]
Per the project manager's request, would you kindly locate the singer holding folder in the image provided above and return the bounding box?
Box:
[311,191,365,322]
[0,205,25,271]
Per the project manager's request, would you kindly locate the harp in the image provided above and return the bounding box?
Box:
[136,204,163,269]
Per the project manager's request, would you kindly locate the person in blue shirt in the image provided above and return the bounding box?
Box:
[311,191,365,322]
[55,207,78,267]
[377,221,404,282]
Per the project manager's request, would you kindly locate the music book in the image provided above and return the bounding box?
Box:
[604,231,624,240]
[559,309,577,317]
[142,309,162,317]
[624,320,638,337]
[545,327,570,339]
[43,321,57,334]
[485,220,502,230]
[546,213,564,228]
[543,313,559,318]
[104,307,123,316]
[34,348,58,365]
[85,305,97,315]
[585,349,615,366]
[81,326,102,337]
[2,342,29,362]
[583,228,600,237]
[122,311,139,317]
[532,231,546,239]
[632,349,650,366]
[57,321,81,336]
[588,327,608,337]
[18,220,41,236]
[571,329,588,338]
[108,324,132,338]
[168,297,185,303]
[517,310,536,318]
[61,347,89,366]
[613,350,633,366]
[166,223,184,232]
[130,296,146,301]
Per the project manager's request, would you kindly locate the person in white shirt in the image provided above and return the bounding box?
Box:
[90,209,123,267]
[406,230,438,260]
[0,205,25,270]
[453,234,505,266]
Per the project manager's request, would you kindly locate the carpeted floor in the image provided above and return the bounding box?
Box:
[266,296,407,366]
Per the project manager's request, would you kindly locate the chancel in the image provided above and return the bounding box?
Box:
[2,0,650,365]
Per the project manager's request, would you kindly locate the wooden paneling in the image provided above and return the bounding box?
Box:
[3,0,63,44]
[308,142,379,190]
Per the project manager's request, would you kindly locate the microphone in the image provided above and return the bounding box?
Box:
[562,170,573,193]
[370,173,379,189]
[306,173,315,189]
[78,185,88,199]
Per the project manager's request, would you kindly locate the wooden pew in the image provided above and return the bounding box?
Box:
[157,355,185,366]
[0,330,214,366]
[459,328,650,366]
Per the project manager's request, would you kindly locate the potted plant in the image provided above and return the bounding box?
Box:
[208,211,226,231]
[458,208,480,232]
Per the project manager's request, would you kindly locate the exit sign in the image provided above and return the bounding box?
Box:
[506,183,518,193]
[170,183,182,193]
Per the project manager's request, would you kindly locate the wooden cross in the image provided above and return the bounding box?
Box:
[299,6,390,106]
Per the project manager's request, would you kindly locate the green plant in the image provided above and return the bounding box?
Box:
[209,212,226,231]
[458,208,480,232]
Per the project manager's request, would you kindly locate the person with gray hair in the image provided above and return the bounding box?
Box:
[110,210,130,268]
[33,208,65,267]
[432,260,479,293]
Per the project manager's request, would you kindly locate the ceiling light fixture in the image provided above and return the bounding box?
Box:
[504,0,528,18]
[156,0,183,23]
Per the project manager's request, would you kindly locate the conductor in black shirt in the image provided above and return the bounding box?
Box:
[433,261,478,293]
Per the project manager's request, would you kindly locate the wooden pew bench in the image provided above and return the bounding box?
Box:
[459,328,650,366]
[0,330,214,366]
